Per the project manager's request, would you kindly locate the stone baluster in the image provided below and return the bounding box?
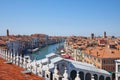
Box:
[19,54,23,67]
[32,59,36,73]
[75,72,81,80]
[4,50,6,60]
[6,50,9,61]
[0,48,1,57]
[0,48,2,57]
[13,53,16,64]
[23,56,27,69]
[1,48,3,57]
[53,65,61,80]
[35,60,38,75]
[16,53,19,66]
[23,56,25,68]
[62,67,69,80]
[91,76,95,80]
[45,63,51,80]
[8,51,10,61]
[36,63,40,75]
[1,50,4,58]
[26,59,31,70]
[0,48,1,55]
[10,52,12,62]
[38,61,43,77]
[2,49,4,58]
[5,50,7,60]
[3,49,5,59]
[6,51,8,60]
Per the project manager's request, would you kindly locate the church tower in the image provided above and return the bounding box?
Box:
[7,29,9,36]
[103,31,107,38]
[91,33,94,39]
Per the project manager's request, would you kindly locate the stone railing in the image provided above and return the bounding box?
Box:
[0,48,95,80]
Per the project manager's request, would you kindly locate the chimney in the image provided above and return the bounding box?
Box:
[7,29,9,36]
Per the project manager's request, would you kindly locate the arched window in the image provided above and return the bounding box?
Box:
[112,73,115,80]
[54,78,57,80]
[118,77,120,80]
[93,74,98,80]
[79,71,84,80]
[106,77,111,80]
[50,72,53,80]
[99,75,104,80]
[70,70,77,80]
[46,74,49,78]
[85,73,91,80]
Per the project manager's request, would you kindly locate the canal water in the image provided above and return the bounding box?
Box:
[25,42,64,60]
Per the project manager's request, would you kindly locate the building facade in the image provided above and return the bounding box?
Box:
[115,60,120,80]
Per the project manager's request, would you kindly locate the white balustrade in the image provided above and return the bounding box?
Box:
[13,53,16,64]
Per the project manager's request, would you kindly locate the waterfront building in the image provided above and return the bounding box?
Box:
[115,59,120,80]
[64,34,120,80]
[31,37,40,48]
[0,32,64,54]
[6,39,22,53]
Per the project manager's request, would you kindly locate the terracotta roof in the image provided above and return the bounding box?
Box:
[0,40,6,45]
[84,47,120,58]
[0,58,44,80]
[66,36,120,59]
[116,45,120,48]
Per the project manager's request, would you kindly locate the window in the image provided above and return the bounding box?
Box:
[94,57,96,61]
[108,66,110,70]
[108,60,110,64]
[118,65,120,72]
[106,66,108,70]
[112,59,115,64]
[46,74,49,78]
[103,67,105,70]
[98,59,101,63]
[103,60,105,64]
[98,66,100,69]
[113,67,115,70]
[90,55,93,58]
[87,54,89,58]
[84,54,86,57]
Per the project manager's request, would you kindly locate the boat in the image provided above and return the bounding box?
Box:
[27,48,39,53]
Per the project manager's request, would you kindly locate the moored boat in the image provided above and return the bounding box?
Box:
[27,48,39,53]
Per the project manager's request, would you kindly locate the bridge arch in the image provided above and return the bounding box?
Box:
[85,73,91,80]
[70,70,77,80]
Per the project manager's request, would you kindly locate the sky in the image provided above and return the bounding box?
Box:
[0,0,120,36]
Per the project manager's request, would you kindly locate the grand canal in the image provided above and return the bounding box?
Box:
[25,42,64,60]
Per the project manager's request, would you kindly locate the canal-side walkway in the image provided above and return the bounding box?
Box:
[0,57,44,80]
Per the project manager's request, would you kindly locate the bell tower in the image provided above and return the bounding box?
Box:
[91,33,94,39]
[7,29,9,36]
[104,31,106,38]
